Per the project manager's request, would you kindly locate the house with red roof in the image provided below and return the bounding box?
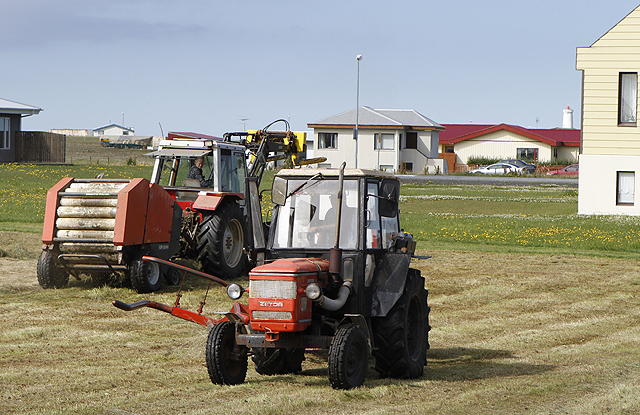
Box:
[439,122,580,170]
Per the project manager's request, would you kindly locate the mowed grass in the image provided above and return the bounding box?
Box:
[2,250,640,414]
[2,161,640,413]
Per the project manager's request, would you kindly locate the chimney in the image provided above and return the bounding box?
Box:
[562,105,573,129]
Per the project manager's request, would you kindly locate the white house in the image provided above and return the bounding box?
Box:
[576,5,640,215]
[308,107,445,173]
[93,124,134,136]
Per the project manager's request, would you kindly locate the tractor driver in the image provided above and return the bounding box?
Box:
[187,157,212,187]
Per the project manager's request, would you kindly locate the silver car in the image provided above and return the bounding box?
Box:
[468,163,524,175]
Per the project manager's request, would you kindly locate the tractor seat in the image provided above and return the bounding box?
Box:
[182,179,201,187]
[177,179,201,202]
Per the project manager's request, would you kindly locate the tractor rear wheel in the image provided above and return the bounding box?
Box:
[372,268,430,379]
[128,257,162,293]
[206,321,247,385]
[37,250,69,289]
[197,202,247,279]
[328,323,369,389]
[252,348,305,375]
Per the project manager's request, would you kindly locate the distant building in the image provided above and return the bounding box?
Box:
[308,107,445,173]
[49,129,89,136]
[439,121,580,168]
[577,5,640,215]
[0,97,42,162]
[93,124,134,136]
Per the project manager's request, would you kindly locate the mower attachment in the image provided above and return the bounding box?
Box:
[112,256,249,327]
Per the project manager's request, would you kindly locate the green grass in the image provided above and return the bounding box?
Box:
[2,164,639,258]
[0,163,153,227]
[399,184,640,257]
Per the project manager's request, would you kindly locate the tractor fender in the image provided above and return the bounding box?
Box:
[370,253,412,318]
[338,314,372,356]
[192,192,244,213]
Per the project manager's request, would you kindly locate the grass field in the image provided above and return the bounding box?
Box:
[1,158,640,414]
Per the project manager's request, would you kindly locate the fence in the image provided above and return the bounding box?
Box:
[15,131,66,163]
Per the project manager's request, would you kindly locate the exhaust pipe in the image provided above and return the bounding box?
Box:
[318,282,352,311]
[329,162,346,283]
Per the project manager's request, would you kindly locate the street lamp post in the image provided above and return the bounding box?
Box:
[354,54,362,169]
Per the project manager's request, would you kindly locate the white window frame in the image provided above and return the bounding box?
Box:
[516,148,538,161]
[0,117,9,150]
[374,133,394,150]
[617,171,635,206]
[619,73,637,126]
[318,132,337,149]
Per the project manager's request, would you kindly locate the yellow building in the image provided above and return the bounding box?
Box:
[577,5,640,214]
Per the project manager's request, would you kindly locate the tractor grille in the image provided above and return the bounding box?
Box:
[249,280,297,299]
[252,311,293,321]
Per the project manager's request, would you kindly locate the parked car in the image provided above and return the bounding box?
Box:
[546,164,579,176]
[468,163,524,175]
[498,159,536,174]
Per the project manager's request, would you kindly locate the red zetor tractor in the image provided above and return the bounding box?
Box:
[114,164,431,389]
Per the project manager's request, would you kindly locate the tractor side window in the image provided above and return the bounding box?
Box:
[366,182,381,249]
[233,152,245,193]
[381,216,399,250]
[220,150,242,193]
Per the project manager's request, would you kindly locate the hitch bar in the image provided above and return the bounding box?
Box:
[141,255,228,287]
[112,256,246,327]
[112,299,219,327]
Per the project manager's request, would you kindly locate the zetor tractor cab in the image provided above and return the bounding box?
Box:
[115,164,430,389]
[147,135,250,281]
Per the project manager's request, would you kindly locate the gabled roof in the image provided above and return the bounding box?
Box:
[440,124,580,147]
[94,124,134,132]
[0,98,42,116]
[308,106,444,130]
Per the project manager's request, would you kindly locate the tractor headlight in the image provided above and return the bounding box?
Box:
[227,283,244,300]
[305,283,322,301]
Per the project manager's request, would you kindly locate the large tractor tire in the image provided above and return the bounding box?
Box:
[372,268,430,379]
[252,348,305,375]
[197,202,247,279]
[128,256,162,294]
[328,323,369,389]
[37,250,69,289]
[206,321,248,385]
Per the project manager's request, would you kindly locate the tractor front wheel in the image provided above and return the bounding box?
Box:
[197,202,248,279]
[37,250,69,289]
[328,323,369,389]
[206,321,248,385]
[128,257,162,293]
[372,268,430,379]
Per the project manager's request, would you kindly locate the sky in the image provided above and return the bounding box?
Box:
[3,0,640,136]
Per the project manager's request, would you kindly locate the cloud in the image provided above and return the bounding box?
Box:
[0,0,206,51]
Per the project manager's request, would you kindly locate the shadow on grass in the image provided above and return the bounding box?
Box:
[424,347,555,381]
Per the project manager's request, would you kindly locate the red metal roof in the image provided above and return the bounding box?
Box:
[440,124,580,147]
[167,132,222,140]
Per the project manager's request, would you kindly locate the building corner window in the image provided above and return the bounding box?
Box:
[618,72,637,126]
[617,171,635,205]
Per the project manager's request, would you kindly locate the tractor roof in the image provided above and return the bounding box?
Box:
[276,168,396,179]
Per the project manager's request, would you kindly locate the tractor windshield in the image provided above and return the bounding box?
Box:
[155,154,214,188]
[271,179,358,250]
